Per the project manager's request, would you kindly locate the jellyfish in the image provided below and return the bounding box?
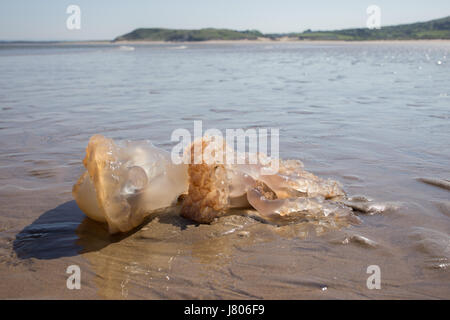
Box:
[74,135,365,234]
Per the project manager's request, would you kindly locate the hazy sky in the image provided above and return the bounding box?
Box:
[0,0,449,41]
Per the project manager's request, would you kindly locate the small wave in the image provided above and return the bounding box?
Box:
[410,227,450,270]
[170,45,187,50]
[428,114,449,120]
[417,177,450,191]
[406,103,427,107]
[342,176,363,182]
[0,184,56,191]
[342,198,399,215]
[118,46,135,51]
[287,110,315,115]
[433,201,450,218]
[27,168,57,179]
[332,233,378,248]
[210,108,239,114]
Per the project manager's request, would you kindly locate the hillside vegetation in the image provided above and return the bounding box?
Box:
[114,28,263,41]
[292,16,450,40]
[115,16,450,41]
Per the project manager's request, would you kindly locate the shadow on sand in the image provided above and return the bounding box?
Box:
[13,200,142,260]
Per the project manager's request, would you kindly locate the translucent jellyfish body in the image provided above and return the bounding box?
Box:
[73,135,188,233]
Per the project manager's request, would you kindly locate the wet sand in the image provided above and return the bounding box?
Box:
[1,180,449,299]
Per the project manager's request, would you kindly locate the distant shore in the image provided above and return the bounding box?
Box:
[112,39,450,45]
[113,17,450,42]
[2,39,450,46]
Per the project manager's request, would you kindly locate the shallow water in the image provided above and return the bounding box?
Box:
[0,42,449,299]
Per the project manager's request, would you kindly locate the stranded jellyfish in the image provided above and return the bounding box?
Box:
[73,135,375,233]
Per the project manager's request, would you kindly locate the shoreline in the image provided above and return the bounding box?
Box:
[114,39,450,45]
[1,39,450,46]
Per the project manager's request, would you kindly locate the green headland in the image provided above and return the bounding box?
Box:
[115,16,450,42]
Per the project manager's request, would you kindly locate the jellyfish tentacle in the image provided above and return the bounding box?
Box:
[181,136,352,223]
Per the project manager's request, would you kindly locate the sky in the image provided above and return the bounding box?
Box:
[0,0,449,41]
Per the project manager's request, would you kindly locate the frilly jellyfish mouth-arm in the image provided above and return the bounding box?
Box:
[179,136,354,224]
[73,135,366,233]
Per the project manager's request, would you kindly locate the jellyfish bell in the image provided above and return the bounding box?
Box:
[72,134,188,234]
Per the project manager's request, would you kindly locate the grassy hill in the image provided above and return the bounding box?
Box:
[114,16,450,42]
[114,28,263,42]
[291,16,450,40]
